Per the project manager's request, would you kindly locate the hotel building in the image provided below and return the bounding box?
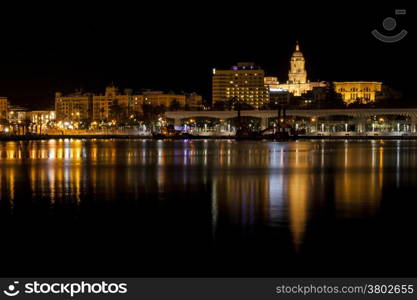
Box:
[55,91,92,121]
[92,85,134,121]
[212,62,269,108]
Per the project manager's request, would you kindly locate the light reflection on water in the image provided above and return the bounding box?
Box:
[1,139,417,251]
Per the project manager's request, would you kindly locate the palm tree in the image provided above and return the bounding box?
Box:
[22,118,32,135]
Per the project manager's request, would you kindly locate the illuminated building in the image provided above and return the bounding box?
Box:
[264,76,280,89]
[94,87,196,119]
[55,91,92,121]
[130,95,145,115]
[275,42,326,96]
[264,77,290,105]
[56,86,202,122]
[0,97,8,121]
[30,110,56,124]
[142,91,186,107]
[333,81,382,104]
[7,105,30,134]
[212,62,269,109]
[92,85,136,121]
[8,105,29,124]
[130,91,201,114]
[30,110,56,133]
[185,93,204,110]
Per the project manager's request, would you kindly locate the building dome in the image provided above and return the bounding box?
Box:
[291,41,304,58]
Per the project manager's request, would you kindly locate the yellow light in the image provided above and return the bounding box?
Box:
[311,118,316,122]
[379,118,384,122]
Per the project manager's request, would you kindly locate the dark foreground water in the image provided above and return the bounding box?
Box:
[0,139,416,276]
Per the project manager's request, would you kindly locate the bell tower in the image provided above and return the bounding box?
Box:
[288,41,307,84]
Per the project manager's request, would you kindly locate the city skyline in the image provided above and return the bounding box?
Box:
[0,39,405,112]
[0,5,412,109]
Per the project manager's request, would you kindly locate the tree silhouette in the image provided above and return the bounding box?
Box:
[109,101,127,123]
[169,99,181,111]
[325,82,345,108]
[212,101,226,111]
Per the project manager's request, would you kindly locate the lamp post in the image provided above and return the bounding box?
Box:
[311,117,316,133]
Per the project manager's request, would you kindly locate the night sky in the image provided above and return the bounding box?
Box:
[0,3,413,109]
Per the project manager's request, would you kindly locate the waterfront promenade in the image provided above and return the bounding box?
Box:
[165,108,417,131]
[2,108,417,140]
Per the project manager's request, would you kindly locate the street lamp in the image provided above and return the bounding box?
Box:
[311,117,317,133]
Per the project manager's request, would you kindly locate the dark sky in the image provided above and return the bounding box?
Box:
[0,3,413,109]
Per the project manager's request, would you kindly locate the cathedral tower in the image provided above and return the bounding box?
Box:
[288,41,307,84]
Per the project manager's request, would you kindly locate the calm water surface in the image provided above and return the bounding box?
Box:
[0,139,416,276]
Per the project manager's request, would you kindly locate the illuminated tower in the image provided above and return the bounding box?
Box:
[288,41,307,84]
